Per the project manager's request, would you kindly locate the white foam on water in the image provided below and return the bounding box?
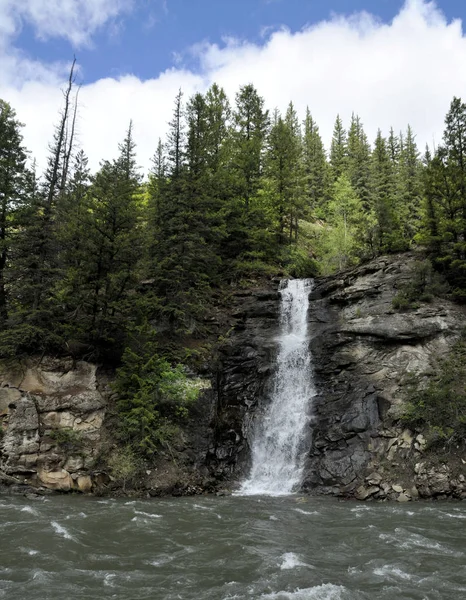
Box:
[294,508,320,516]
[32,569,52,583]
[440,511,466,520]
[145,555,175,567]
[103,573,116,587]
[51,521,75,541]
[379,529,463,557]
[269,515,278,521]
[260,583,347,599]
[134,510,162,518]
[373,564,414,581]
[240,279,315,496]
[279,552,312,570]
[20,505,39,516]
[193,504,214,511]
[20,547,39,556]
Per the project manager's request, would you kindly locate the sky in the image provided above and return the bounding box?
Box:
[2,0,466,173]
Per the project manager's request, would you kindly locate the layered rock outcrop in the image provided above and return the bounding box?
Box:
[304,253,466,500]
[0,358,106,492]
[210,253,466,499]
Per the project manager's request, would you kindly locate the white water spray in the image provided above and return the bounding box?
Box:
[240,279,315,496]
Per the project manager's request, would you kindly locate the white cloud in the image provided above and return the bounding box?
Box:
[3,0,466,174]
[0,0,133,47]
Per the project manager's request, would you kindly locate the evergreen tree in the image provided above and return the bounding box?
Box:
[421,98,466,296]
[398,125,422,243]
[82,123,143,346]
[346,114,371,211]
[232,84,269,211]
[54,150,92,337]
[370,129,404,253]
[265,106,303,246]
[330,115,347,182]
[0,101,27,324]
[225,84,270,268]
[302,108,329,217]
[166,89,185,177]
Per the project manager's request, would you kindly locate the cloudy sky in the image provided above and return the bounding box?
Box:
[1,0,466,173]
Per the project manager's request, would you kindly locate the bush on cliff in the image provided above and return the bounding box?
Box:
[113,324,202,457]
[401,338,466,446]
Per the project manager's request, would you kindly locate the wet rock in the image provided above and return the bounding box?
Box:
[366,472,383,486]
[397,493,411,502]
[38,468,73,491]
[0,358,107,493]
[76,475,93,493]
[355,485,379,500]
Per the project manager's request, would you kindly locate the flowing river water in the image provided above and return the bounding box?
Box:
[1,494,466,599]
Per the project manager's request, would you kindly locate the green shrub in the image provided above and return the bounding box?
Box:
[113,323,203,457]
[108,445,142,490]
[401,340,466,447]
[49,427,83,452]
[0,322,62,358]
[280,246,320,279]
[392,260,449,311]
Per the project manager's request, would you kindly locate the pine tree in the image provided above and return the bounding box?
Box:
[54,150,91,336]
[398,125,422,243]
[302,108,329,217]
[151,90,227,329]
[232,84,269,211]
[82,123,143,346]
[370,130,403,253]
[167,89,185,178]
[330,115,347,182]
[225,84,270,268]
[265,105,303,246]
[346,114,371,211]
[0,100,27,324]
[421,98,466,296]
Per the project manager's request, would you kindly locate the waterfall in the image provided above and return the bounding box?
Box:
[240,279,315,496]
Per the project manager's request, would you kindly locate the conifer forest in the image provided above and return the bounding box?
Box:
[2,65,466,454]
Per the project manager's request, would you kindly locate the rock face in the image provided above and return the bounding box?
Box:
[210,253,466,499]
[303,253,466,499]
[1,252,466,499]
[207,289,281,482]
[0,358,106,493]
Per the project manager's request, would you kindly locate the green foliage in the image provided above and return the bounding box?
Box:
[280,245,319,279]
[49,427,83,452]
[4,83,466,369]
[392,260,449,311]
[114,324,202,457]
[108,445,142,490]
[315,175,367,273]
[0,322,62,358]
[401,340,466,446]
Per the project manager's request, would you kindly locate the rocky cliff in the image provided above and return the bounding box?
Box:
[0,357,107,493]
[305,253,466,501]
[211,252,466,500]
[1,252,466,500]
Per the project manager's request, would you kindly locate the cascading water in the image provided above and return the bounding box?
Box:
[240,279,315,496]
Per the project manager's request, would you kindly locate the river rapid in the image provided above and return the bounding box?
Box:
[1,494,465,600]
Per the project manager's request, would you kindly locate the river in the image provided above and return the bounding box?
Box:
[1,494,465,599]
